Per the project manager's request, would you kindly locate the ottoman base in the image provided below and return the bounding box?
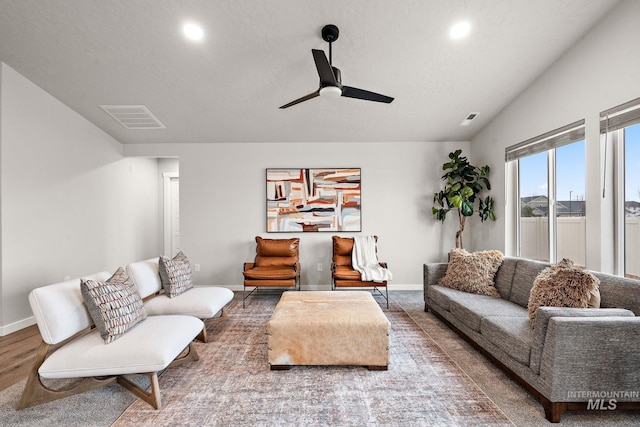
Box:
[267,291,390,369]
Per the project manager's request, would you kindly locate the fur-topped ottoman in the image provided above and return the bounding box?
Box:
[267,291,390,370]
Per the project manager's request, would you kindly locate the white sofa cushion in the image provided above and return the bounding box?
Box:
[39,315,203,378]
[144,286,234,318]
[126,258,162,299]
[29,271,112,345]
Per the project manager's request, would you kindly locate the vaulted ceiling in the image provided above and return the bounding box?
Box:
[0,0,620,144]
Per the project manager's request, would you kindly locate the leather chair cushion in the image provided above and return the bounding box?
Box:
[254,237,300,267]
[332,265,362,280]
[255,256,298,267]
[243,266,298,280]
[332,236,354,266]
[256,236,299,257]
[332,235,378,267]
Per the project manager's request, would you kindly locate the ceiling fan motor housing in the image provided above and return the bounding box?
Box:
[322,24,339,43]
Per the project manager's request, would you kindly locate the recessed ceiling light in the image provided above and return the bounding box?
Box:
[183,22,204,41]
[450,21,471,40]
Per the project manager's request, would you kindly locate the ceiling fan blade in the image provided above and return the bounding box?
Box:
[342,86,394,104]
[279,90,320,109]
[312,49,338,86]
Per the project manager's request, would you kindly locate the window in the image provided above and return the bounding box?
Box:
[601,98,640,279]
[624,124,639,279]
[506,120,586,264]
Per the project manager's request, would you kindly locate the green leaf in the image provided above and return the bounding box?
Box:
[449,195,462,208]
[460,186,474,198]
[470,183,482,194]
[480,177,491,190]
[461,200,474,216]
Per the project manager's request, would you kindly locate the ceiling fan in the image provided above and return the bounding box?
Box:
[280,24,394,109]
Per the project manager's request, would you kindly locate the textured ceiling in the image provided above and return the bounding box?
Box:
[0,0,620,144]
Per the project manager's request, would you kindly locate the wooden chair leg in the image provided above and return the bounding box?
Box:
[196,327,208,343]
[167,342,200,369]
[117,373,162,409]
[17,341,117,410]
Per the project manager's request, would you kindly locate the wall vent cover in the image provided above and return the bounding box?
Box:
[459,112,479,126]
[100,105,165,129]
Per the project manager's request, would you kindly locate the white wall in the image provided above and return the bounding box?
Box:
[0,63,161,334]
[469,0,640,273]
[124,140,469,290]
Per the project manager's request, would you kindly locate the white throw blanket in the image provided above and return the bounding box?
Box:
[352,236,393,282]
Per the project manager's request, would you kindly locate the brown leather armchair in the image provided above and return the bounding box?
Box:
[242,237,300,307]
[331,235,389,308]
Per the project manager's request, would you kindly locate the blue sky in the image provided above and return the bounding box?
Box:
[519,123,640,202]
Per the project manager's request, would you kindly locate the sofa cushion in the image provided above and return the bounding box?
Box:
[427,285,470,311]
[480,316,532,366]
[29,271,112,345]
[509,258,549,308]
[39,315,203,378]
[494,258,518,299]
[439,249,503,298]
[143,286,234,318]
[528,259,600,328]
[125,258,162,299]
[592,271,640,315]
[448,294,528,332]
[81,268,147,344]
[159,251,194,298]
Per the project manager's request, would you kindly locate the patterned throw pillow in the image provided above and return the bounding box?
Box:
[528,258,600,328]
[81,267,147,344]
[439,249,504,298]
[159,251,194,298]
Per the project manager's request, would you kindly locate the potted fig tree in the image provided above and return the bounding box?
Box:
[432,149,495,249]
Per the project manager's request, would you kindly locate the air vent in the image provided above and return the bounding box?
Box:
[100,105,165,129]
[459,112,479,127]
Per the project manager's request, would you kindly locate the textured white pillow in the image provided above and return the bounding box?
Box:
[159,251,194,298]
[81,268,147,344]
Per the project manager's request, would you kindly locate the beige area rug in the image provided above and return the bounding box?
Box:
[112,294,512,426]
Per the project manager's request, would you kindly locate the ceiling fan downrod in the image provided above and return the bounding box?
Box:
[321,24,339,65]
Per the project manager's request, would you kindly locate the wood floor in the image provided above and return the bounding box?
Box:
[0,325,41,392]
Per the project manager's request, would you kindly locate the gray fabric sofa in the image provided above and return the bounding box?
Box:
[424,256,640,422]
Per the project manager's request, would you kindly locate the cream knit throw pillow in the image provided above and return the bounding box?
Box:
[439,249,504,298]
[528,258,600,328]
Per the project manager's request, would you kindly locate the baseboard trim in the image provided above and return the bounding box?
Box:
[0,316,36,336]
[228,284,423,292]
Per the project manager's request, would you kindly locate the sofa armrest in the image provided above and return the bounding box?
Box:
[423,263,448,310]
[538,316,640,402]
[243,262,255,271]
[530,307,635,374]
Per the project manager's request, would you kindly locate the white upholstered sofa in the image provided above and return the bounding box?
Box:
[18,272,203,410]
[126,257,234,342]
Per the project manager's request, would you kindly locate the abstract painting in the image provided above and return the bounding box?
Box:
[266,168,361,232]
